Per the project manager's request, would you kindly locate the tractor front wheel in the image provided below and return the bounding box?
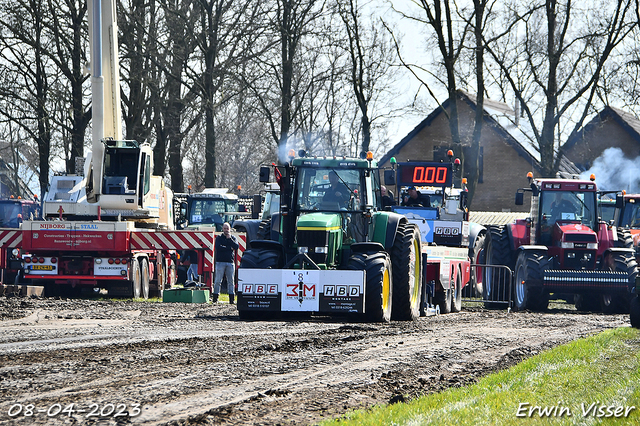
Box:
[483,225,513,308]
[348,251,392,323]
[513,251,549,312]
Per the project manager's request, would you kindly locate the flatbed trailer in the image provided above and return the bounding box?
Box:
[18,220,246,297]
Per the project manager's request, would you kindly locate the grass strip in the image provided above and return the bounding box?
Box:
[325,327,640,426]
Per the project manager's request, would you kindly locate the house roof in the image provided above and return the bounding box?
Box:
[379,90,580,177]
[563,106,640,152]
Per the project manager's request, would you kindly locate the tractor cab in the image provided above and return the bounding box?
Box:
[537,187,598,246]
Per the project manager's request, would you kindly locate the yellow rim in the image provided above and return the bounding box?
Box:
[382,267,391,311]
[410,236,421,304]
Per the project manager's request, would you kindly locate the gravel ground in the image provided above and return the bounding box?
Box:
[0,295,628,425]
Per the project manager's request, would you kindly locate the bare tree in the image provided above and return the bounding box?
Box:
[484,0,637,176]
[47,0,91,174]
[336,0,398,155]
[0,0,56,198]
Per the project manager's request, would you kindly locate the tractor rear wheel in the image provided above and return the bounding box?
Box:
[390,222,422,321]
[615,228,634,249]
[513,251,549,311]
[600,251,638,313]
[483,225,513,308]
[255,219,272,241]
[348,251,392,322]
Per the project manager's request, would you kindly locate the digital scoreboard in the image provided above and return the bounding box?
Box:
[397,162,453,187]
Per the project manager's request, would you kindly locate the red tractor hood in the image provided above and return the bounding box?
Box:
[552,222,597,243]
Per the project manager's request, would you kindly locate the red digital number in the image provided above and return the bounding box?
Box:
[412,166,447,184]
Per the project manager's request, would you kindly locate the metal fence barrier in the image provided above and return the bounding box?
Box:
[463,264,513,310]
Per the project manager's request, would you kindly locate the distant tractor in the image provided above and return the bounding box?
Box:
[484,173,637,312]
[237,151,422,322]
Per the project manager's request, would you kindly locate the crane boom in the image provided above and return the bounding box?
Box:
[88,0,123,197]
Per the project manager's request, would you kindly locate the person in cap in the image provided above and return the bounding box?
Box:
[402,186,430,207]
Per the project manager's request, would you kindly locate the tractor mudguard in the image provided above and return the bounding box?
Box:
[232,219,260,242]
[468,222,486,250]
[384,214,405,250]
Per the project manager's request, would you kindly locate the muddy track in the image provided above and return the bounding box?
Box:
[0,297,628,425]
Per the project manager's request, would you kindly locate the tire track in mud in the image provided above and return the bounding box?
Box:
[0,298,628,425]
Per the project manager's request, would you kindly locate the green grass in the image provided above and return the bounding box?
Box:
[324,327,640,426]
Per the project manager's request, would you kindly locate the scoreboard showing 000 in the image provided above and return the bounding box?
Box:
[397,162,453,187]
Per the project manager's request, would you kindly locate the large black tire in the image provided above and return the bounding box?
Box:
[239,248,283,269]
[256,219,272,241]
[390,222,422,321]
[131,258,142,299]
[151,257,167,299]
[601,251,638,313]
[615,228,634,249]
[513,251,549,312]
[140,257,150,300]
[348,251,392,322]
[238,248,283,320]
[483,225,513,308]
[630,296,640,328]
[451,268,462,312]
[469,233,486,297]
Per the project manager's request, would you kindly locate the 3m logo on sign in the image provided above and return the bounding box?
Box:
[323,285,360,297]
[286,283,316,298]
[435,227,460,236]
[242,284,278,295]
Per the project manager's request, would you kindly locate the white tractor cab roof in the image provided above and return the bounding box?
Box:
[184,188,241,229]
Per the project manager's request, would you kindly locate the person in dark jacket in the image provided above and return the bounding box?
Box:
[381,185,396,209]
[213,222,239,303]
[402,186,430,207]
[323,171,350,206]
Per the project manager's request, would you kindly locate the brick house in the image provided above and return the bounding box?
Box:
[563,106,640,171]
[379,91,578,212]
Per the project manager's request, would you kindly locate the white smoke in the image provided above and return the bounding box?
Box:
[579,147,640,193]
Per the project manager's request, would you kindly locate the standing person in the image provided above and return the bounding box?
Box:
[213,222,239,304]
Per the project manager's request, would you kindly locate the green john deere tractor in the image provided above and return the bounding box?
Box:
[237,153,422,322]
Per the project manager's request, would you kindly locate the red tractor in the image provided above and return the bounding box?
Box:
[484,174,637,312]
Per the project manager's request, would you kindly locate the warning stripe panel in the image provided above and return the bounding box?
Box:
[0,230,22,248]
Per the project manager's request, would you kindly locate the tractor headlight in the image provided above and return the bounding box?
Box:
[567,252,576,258]
[561,242,574,249]
[11,248,19,257]
[298,247,308,254]
[95,258,102,264]
[586,243,598,250]
[315,246,328,254]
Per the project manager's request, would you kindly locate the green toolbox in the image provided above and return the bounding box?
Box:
[162,288,210,303]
